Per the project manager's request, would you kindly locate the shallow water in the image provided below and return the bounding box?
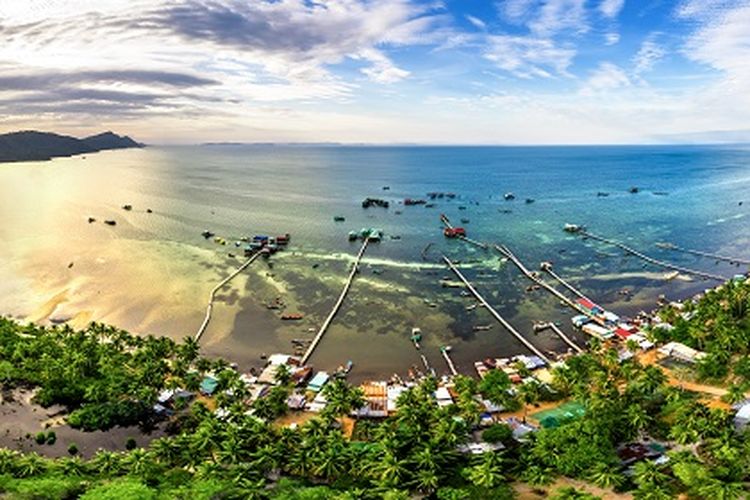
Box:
[1,145,749,380]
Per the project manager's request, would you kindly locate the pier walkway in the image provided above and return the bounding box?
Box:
[580,231,727,282]
[440,346,458,376]
[195,251,262,342]
[656,242,750,266]
[495,245,597,320]
[542,265,587,300]
[536,322,583,353]
[301,238,370,364]
[441,254,550,364]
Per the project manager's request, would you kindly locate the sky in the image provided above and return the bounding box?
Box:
[0,0,749,144]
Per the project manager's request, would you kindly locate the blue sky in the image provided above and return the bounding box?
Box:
[0,0,749,144]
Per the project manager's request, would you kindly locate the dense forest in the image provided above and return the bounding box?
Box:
[0,279,749,499]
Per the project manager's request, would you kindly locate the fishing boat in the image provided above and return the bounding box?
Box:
[525,198,535,204]
[411,328,422,349]
[333,216,346,222]
[281,313,304,320]
[504,192,515,200]
[104,220,116,226]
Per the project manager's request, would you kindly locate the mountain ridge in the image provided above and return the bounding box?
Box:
[0,130,143,163]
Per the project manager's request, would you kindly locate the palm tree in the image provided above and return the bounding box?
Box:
[521,464,554,486]
[0,449,20,475]
[517,380,541,423]
[372,449,407,488]
[321,378,365,422]
[15,453,47,478]
[464,452,505,489]
[588,463,623,490]
[90,449,123,476]
[632,460,669,488]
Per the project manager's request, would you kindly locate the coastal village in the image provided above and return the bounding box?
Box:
[142,188,750,475]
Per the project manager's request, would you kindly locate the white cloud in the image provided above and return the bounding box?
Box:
[580,62,631,94]
[604,32,621,45]
[529,0,589,36]
[356,49,411,83]
[496,0,537,24]
[484,35,576,78]
[465,14,487,30]
[633,34,667,74]
[599,0,625,18]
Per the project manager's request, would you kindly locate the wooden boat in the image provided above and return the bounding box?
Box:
[281,313,304,320]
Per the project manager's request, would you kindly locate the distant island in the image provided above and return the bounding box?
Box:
[0,130,143,163]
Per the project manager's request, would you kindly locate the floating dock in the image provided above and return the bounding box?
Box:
[580,230,727,282]
[440,214,488,250]
[195,251,262,342]
[441,254,550,364]
[301,238,370,364]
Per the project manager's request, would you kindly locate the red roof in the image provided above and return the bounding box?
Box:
[615,328,632,339]
[577,298,596,310]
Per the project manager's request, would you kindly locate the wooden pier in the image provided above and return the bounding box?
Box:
[440,346,458,376]
[301,238,370,364]
[441,254,550,364]
[536,322,583,353]
[541,264,587,299]
[580,230,727,282]
[195,251,262,342]
[656,242,750,266]
[495,245,601,323]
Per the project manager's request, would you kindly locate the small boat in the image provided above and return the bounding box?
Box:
[348,231,358,241]
[389,235,401,240]
[525,198,535,204]
[504,192,515,200]
[465,304,477,311]
[201,230,214,239]
[87,217,96,223]
[411,328,422,349]
[597,192,609,197]
[629,186,639,193]
[473,325,492,332]
[460,218,470,224]
[474,361,489,379]
[104,220,116,226]
[498,209,512,214]
[458,205,466,210]
[563,223,582,233]
[424,203,436,208]
[333,216,346,222]
[122,204,132,211]
[382,186,390,190]
[281,313,304,320]
[146,208,153,213]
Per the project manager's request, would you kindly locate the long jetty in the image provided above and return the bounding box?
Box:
[580,230,727,282]
[195,251,263,342]
[656,242,750,266]
[536,322,583,353]
[542,265,587,300]
[301,238,370,364]
[441,254,550,363]
[495,244,600,323]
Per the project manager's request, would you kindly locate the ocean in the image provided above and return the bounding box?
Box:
[1,144,749,380]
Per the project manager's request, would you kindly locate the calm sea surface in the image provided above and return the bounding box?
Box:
[1,145,749,380]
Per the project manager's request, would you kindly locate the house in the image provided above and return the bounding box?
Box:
[200,376,219,396]
[307,371,330,393]
[357,381,388,417]
[733,401,750,430]
[435,386,454,407]
[658,342,706,364]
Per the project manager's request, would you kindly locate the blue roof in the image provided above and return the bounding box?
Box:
[200,376,218,395]
[307,372,329,391]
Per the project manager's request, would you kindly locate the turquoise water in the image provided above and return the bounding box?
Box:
[2,144,749,379]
